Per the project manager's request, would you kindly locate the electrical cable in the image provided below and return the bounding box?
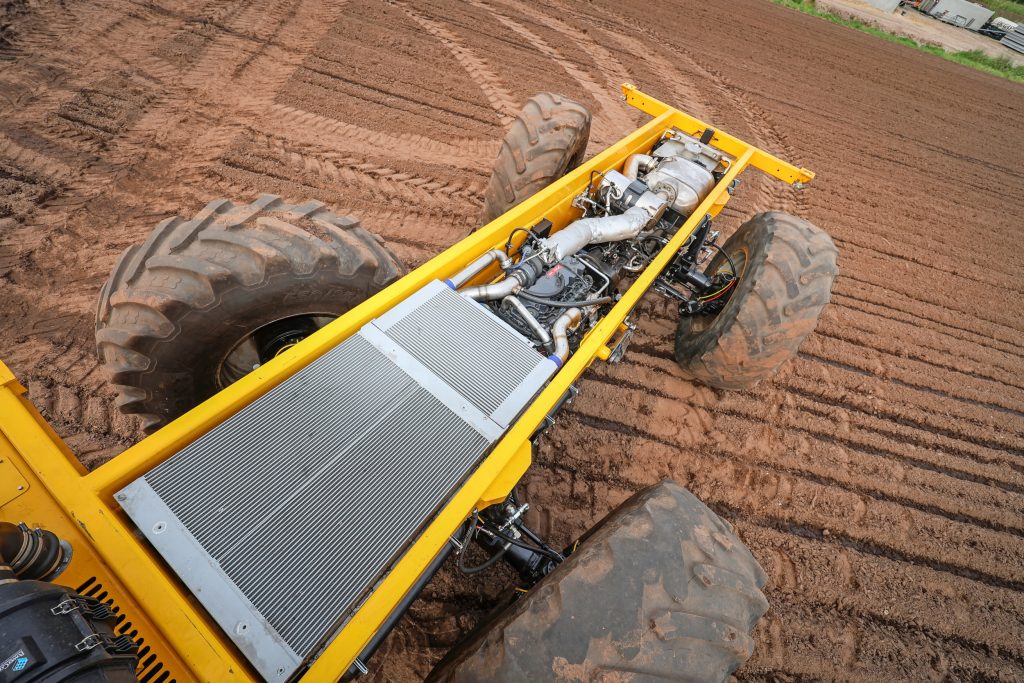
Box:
[505,227,537,257]
[710,242,740,279]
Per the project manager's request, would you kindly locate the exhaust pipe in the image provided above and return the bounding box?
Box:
[623,153,656,180]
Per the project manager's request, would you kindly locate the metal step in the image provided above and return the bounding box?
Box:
[116,280,556,682]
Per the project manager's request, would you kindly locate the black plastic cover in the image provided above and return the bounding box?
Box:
[0,580,138,682]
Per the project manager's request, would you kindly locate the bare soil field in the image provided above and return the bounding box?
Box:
[1,0,1022,680]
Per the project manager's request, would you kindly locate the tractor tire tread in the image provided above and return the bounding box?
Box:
[675,211,838,390]
[481,92,591,223]
[428,481,767,683]
[95,194,403,433]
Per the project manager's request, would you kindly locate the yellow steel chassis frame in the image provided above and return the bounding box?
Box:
[0,85,812,682]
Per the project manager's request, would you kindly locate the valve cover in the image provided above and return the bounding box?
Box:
[116,280,556,682]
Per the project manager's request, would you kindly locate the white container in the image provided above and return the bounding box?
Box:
[928,0,995,29]
[863,0,901,11]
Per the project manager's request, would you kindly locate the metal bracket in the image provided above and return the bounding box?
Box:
[75,634,103,652]
[51,598,80,615]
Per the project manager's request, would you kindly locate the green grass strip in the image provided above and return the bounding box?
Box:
[977,0,1024,25]
[770,0,1024,83]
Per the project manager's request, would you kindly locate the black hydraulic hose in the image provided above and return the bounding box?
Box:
[458,542,509,574]
[344,540,455,679]
[484,526,564,562]
[516,291,613,308]
[456,512,511,574]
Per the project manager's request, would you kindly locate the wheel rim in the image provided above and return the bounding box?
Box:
[690,245,748,334]
[216,314,336,389]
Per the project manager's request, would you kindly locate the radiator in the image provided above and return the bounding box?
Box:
[116,280,556,681]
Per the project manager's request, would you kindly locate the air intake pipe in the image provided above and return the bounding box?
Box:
[0,521,72,582]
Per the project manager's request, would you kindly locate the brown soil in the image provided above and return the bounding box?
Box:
[1,0,1022,680]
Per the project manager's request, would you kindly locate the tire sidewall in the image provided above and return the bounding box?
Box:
[133,270,372,417]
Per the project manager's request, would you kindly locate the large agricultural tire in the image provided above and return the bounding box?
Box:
[428,480,768,683]
[480,92,591,224]
[95,194,404,433]
[675,211,838,390]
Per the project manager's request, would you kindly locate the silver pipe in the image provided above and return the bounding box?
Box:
[462,273,522,301]
[448,249,511,289]
[502,296,552,351]
[623,153,656,180]
[550,308,582,365]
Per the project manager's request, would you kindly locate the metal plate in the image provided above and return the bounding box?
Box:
[117,281,555,682]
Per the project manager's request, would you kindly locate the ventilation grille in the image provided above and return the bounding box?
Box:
[117,280,556,682]
[75,577,175,683]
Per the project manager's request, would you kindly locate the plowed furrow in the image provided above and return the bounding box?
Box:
[838,267,1023,341]
[553,416,1024,593]
[261,104,496,172]
[715,385,1024,484]
[832,279,1024,358]
[745,596,1024,681]
[818,313,1024,397]
[588,382,1024,538]
[468,0,637,144]
[571,379,1024,536]
[786,361,1024,446]
[830,294,1023,378]
[743,525,1024,662]
[804,331,1024,422]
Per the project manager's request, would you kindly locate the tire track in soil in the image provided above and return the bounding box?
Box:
[392,1,519,126]
[258,104,497,173]
[548,0,807,218]
[467,0,639,147]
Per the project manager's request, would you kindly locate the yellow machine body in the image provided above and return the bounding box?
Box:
[0,85,813,682]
